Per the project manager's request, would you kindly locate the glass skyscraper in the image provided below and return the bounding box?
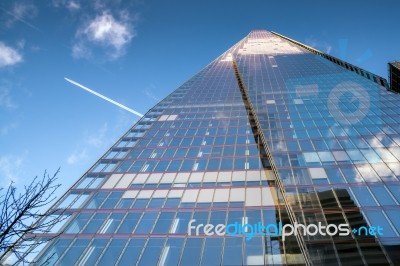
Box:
[21,30,400,265]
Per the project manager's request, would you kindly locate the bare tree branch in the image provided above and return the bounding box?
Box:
[0,169,66,265]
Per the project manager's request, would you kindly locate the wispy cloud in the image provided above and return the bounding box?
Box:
[86,122,108,148]
[144,85,161,102]
[0,80,18,109]
[113,108,137,134]
[71,42,91,58]
[0,153,26,186]
[0,122,18,135]
[12,2,38,19]
[52,0,80,11]
[0,42,23,68]
[73,11,136,60]
[304,36,332,54]
[0,1,39,30]
[66,123,108,165]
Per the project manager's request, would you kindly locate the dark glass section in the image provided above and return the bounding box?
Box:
[389,61,400,93]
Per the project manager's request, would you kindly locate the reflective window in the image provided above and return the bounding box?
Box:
[160,238,184,266]
[60,239,90,265]
[135,212,158,234]
[117,213,141,234]
[180,238,203,265]
[222,237,243,265]
[118,239,146,265]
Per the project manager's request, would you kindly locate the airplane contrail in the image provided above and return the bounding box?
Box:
[0,6,40,31]
[64,77,144,117]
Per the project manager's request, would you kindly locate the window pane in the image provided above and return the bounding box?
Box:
[180,238,203,266]
[82,213,108,233]
[135,212,158,234]
[244,237,264,265]
[117,213,141,234]
[370,186,397,205]
[37,239,73,265]
[153,212,175,234]
[159,238,184,266]
[172,212,192,234]
[117,239,146,265]
[59,239,90,265]
[81,239,108,265]
[102,213,124,234]
[137,238,165,266]
[200,238,223,266]
[101,192,123,209]
[97,239,127,265]
[66,213,92,233]
[222,237,243,265]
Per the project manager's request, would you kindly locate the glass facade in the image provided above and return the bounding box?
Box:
[23,30,400,265]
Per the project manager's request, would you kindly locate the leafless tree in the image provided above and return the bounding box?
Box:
[0,169,65,265]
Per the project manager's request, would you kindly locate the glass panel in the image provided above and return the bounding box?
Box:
[137,238,165,266]
[370,186,397,205]
[37,239,73,265]
[118,198,135,208]
[65,213,92,233]
[244,237,264,265]
[385,209,400,233]
[364,210,397,238]
[153,212,175,234]
[173,212,192,234]
[117,213,141,234]
[135,212,158,234]
[86,192,108,209]
[59,239,90,265]
[102,213,124,234]
[179,238,203,266]
[222,237,243,265]
[82,213,108,233]
[200,238,223,266]
[97,239,127,265]
[117,239,146,265]
[80,239,108,265]
[351,186,378,206]
[159,238,184,266]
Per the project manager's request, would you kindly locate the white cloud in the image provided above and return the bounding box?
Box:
[73,11,135,60]
[66,1,80,10]
[0,154,25,186]
[52,0,80,11]
[0,42,23,68]
[84,12,132,50]
[67,148,87,164]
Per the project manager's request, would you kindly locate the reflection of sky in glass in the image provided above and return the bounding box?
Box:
[234,30,400,250]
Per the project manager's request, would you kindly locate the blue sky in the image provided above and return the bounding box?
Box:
[1,0,399,194]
